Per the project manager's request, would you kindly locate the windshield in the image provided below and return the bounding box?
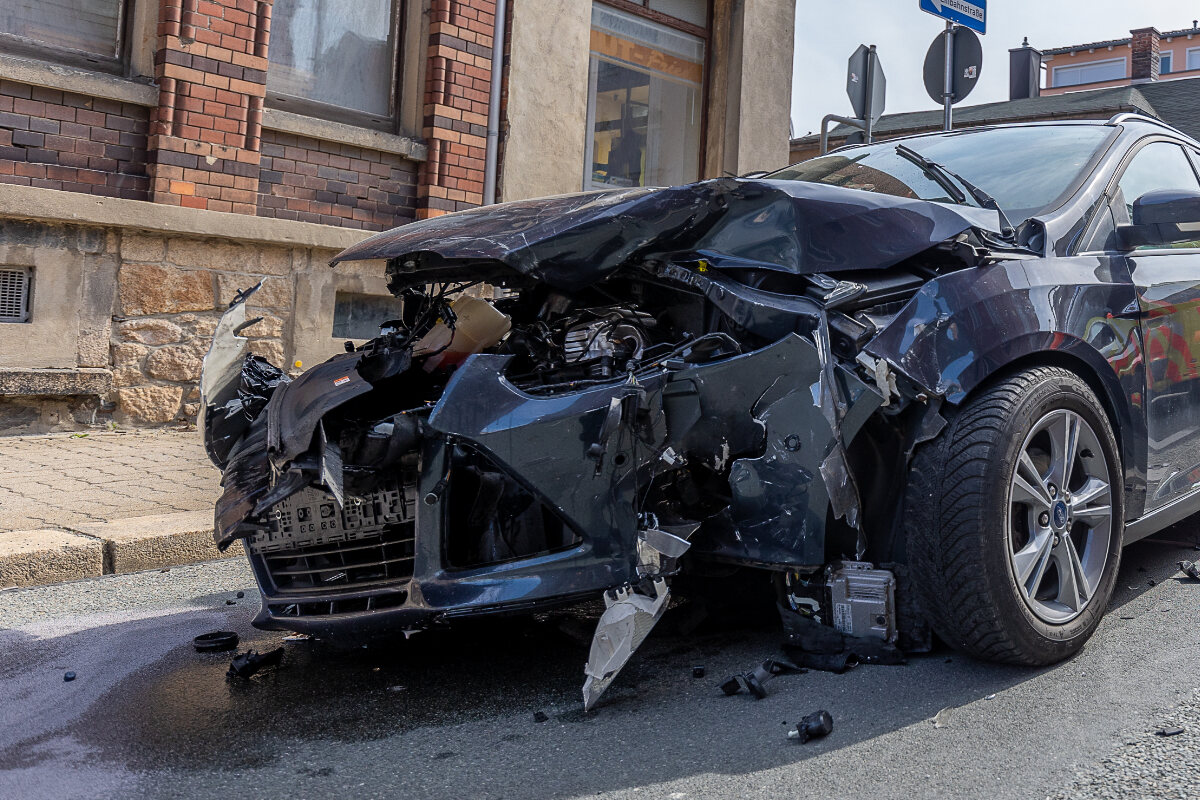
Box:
[767,125,1114,223]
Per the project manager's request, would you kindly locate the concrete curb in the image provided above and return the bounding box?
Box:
[0,510,235,588]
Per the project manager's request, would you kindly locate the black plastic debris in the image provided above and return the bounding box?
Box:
[194,631,240,652]
[225,599,237,605]
[788,710,833,743]
[533,711,549,723]
[1179,561,1200,581]
[779,604,904,672]
[63,671,76,682]
[227,647,284,679]
[236,590,246,598]
[692,665,706,678]
[1156,726,1185,737]
[721,658,807,700]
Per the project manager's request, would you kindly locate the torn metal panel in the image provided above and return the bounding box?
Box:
[675,335,882,567]
[582,578,671,711]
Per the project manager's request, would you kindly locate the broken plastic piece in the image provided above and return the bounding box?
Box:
[692,666,705,678]
[1156,726,1185,737]
[227,647,284,679]
[787,710,833,743]
[744,672,768,699]
[1179,560,1200,580]
[193,631,240,653]
[719,676,743,696]
[581,577,670,711]
[533,711,549,723]
[63,671,76,682]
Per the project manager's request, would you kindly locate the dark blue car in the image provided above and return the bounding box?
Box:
[201,114,1200,707]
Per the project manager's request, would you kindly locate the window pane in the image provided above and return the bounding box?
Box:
[0,0,121,58]
[332,292,404,339]
[1052,59,1124,87]
[1161,52,1172,73]
[587,6,704,190]
[268,0,397,117]
[1188,48,1200,71]
[1117,142,1200,233]
[647,0,708,28]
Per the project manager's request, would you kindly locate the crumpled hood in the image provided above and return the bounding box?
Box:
[330,177,1002,292]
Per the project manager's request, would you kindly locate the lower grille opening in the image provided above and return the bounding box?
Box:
[268,591,409,618]
[253,478,418,604]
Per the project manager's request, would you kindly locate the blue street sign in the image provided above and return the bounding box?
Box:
[919,0,986,35]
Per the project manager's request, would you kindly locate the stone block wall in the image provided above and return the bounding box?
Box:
[111,231,298,425]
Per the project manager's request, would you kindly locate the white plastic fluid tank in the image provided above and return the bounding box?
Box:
[416,294,512,372]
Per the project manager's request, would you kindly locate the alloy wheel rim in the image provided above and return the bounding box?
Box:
[1005,408,1113,624]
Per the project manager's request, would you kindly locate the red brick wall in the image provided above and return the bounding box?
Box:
[257,129,418,230]
[149,0,270,213]
[419,0,495,217]
[0,81,149,200]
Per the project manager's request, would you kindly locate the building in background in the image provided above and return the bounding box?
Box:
[0,0,796,432]
[791,22,1200,163]
[1040,23,1200,95]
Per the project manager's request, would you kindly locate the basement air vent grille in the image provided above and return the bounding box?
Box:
[0,267,31,323]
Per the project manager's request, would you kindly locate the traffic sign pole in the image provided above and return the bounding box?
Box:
[942,22,953,130]
[864,45,878,142]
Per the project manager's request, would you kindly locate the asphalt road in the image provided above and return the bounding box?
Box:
[2,532,1200,800]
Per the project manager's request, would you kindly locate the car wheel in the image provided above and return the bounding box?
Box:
[904,366,1123,665]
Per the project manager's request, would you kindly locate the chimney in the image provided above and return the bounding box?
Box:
[1130,27,1162,82]
[1009,37,1042,100]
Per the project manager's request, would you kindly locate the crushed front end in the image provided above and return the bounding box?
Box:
[200,177,1007,704]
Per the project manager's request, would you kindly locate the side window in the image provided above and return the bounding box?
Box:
[1114,141,1200,224]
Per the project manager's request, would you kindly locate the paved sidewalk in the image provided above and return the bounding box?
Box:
[0,430,219,532]
[0,430,228,586]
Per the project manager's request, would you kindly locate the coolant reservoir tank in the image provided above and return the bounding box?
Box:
[416,294,512,372]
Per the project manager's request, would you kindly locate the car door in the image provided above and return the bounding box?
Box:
[1117,139,1200,512]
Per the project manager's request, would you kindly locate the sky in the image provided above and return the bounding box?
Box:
[790,0,1200,138]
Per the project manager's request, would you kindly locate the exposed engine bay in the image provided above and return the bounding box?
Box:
[201,177,1024,709]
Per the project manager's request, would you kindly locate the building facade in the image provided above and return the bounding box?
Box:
[0,0,796,433]
[1040,23,1200,96]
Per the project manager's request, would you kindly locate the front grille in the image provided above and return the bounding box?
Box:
[252,477,418,598]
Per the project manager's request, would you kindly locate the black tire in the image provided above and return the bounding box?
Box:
[904,366,1123,665]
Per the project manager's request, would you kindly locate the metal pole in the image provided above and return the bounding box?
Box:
[482,0,507,204]
[942,21,954,131]
[864,45,876,143]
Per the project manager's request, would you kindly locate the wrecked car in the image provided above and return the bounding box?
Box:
[202,115,1200,705]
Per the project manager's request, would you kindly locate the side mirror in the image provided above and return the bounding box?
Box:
[1119,188,1200,247]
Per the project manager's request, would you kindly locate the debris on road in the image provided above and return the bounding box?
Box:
[787,710,833,743]
[227,647,284,679]
[692,665,705,678]
[63,671,76,682]
[193,631,240,653]
[236,591,246,598]
[1178,561,1200,581]
[932,706,953,729]
[1155,726,1185,737]
[282,632,312,643]
[581,578,671,711]
[533,711,549,723]
[719,676,742,696]
[720,658,807,700]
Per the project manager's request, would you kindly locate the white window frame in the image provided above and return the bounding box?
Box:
[1160,49,1174,74]
[1187,47,1200,71]
[1051,57,1126,88]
